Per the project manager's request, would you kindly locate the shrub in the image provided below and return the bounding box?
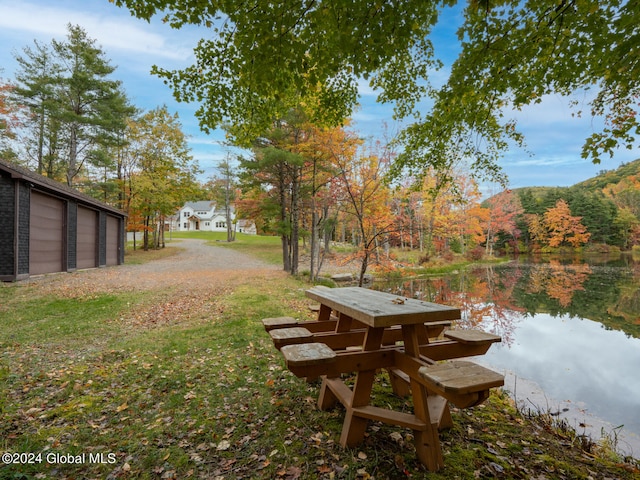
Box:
[466,246,484,261]
[418,254,430,265]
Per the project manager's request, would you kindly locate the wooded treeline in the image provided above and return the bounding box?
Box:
[231,102,640,284]
[2,3,640,277]
[0,25,202,251]
[2,25,639,276]
[237,119,640,274]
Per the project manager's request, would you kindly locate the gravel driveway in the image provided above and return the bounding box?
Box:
[25,238,282,295]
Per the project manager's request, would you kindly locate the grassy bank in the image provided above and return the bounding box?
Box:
[0,240,637,479]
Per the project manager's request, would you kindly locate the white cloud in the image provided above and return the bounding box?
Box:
[0,1,194,62]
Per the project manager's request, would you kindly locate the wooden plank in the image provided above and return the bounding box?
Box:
[269,327,313,340]
[419,340,496,361]
[262,316,297,330]
[444,329,501,345]
[419,361,504,395]
[331,350,396,374]
[352,405,427,430]
[297,320,338,333]
[286,349,396,379]
[324,377,354,407]
[281,342,336,367]
[427,395,451,429]
[270,327,314,348]
[306,287,461,328]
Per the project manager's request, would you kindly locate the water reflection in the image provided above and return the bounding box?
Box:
[481,312,640,456]
[375,255,640,456]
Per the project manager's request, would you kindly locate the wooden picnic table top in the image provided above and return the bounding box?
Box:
[305,286,461,328]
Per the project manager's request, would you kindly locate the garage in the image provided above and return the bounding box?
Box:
[77,206,98,269]
[0,158,127,281]
[29,191,65,275]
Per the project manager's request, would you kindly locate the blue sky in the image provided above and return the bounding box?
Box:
[1,0,637,189]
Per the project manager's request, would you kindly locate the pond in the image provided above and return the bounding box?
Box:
[374,254,640,458]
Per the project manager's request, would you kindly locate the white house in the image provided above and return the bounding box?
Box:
[236,219,257,235]
[174,201,233,232]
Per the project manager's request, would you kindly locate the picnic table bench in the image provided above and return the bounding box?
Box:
[263,286,504,472]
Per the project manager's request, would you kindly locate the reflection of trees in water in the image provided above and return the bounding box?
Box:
[451,266,525,346]
[377,270,524,346]
[376,257,640,341]
[527,260,592,308]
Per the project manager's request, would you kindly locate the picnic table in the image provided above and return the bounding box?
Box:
[263,286,504,471]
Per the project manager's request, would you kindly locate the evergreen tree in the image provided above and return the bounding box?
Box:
[13,24,133,187]
[13,40,63,175]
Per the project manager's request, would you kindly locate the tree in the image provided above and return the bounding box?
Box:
[525,213,547,251]
[240,111,308,274]
[53,25,129,186]
[110,1,638,180]
[301,123,360,281]
[206,156,237,242]
[544,199,591,248]
[0,79,21,139]
[127,106,201,250]
[333,142,396,286]
[111,0,438,147]
[12,25,131,186]
[395,1,639,181]
[416,166,460,256]
[483,189,523,255]
[12,40,64,176]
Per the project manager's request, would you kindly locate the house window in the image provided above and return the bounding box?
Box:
[205,222,210,226]
[183,212,189,217]
[215,222,226,228]
[183,223,188,229]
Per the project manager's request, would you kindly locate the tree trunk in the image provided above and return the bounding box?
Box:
[310,207,318,281]
[290,166,300,275]
[143,217,150,251]
[358,248,370,287]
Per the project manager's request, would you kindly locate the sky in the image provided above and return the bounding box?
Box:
[0,0,637,191]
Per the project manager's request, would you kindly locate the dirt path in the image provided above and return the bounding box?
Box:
[26,238,284,296]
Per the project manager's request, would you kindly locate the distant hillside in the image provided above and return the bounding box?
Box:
[574,158,640,191]
[511,158,640,200]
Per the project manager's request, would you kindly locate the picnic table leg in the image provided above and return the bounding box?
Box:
[318,377,339,410]
[318,304,332,321]
[388,369,412,397]
[403,324,445,471]
[339,327,384,447]
[339,369,376,446]
[335,312,353,333]
[412,381,444,470]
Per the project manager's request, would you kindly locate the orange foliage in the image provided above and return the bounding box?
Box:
[544,199,591,247]
[528,261,592,308]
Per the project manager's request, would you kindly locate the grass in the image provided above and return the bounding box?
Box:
[170,231,283,265]
[0,236,638,479]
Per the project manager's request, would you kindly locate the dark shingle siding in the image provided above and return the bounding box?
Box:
[17,183,29,275]
[0,173,15,276]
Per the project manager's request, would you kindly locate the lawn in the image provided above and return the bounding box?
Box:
[0,236,637,479]
[170,231,284,265]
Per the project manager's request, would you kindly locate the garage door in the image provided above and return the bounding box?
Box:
[105,215,119,266]
[29,191,64,275]
[77,206,98,269]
